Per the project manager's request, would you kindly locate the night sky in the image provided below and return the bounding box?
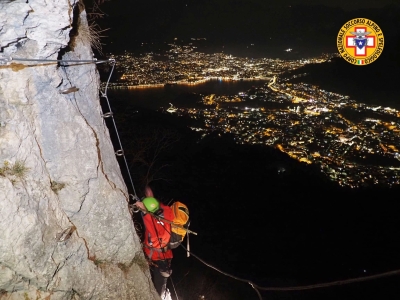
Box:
[93,0,400,56]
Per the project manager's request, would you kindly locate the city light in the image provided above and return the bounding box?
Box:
[105,44,400,188]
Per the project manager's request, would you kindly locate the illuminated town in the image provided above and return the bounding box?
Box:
[107,44,400,188]
[107,42,336,88]
[167,77,400,188]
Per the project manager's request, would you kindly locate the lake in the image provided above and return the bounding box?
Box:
[107,79,270,110]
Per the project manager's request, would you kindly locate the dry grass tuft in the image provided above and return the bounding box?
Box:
[77,18,109,56]
[78,0,110,55]
[0,160,29,181]
[12,161,29,178]
[51,181,66,194]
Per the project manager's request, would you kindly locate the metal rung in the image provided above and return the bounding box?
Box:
[59,86,79,94]
[115,150,124,156]
[102,112,113,118]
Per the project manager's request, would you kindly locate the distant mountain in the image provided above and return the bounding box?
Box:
[280,3,400,107]
[96,1,400,57]
[284,28,400,108]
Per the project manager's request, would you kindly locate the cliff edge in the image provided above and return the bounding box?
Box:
[0,1,158,299]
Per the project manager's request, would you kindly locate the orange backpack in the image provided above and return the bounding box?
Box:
[168,201,190,249]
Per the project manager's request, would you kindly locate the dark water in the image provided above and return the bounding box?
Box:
[286,56,400,109]
[108,79,269,110]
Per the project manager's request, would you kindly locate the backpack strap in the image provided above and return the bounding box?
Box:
[144,244,168,260]
[186,222,190,257]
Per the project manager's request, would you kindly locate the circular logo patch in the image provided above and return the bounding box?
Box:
[337,18,384,66]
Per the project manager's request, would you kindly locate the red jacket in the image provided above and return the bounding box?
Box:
[143,203,174,261]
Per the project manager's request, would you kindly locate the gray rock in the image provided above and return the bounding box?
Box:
[0,1,159,299]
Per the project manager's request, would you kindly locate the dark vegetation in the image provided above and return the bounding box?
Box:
[101,92,400,300]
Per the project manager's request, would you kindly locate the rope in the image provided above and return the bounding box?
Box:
[100,59,138,198]
[180,242,400,294]
[170,276,180,300]
[255,269,400,291]
[149,212,400,298]
[148,212,262,299]
[0,56,111,64]
[178,244,263,300]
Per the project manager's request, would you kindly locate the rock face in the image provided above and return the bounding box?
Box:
[0,1,158,299]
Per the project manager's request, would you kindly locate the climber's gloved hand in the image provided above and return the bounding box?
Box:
[134,201,145,211]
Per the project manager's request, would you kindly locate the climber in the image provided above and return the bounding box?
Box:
[135,186,174,298]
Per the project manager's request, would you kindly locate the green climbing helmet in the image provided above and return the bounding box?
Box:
[142,197,160,213]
